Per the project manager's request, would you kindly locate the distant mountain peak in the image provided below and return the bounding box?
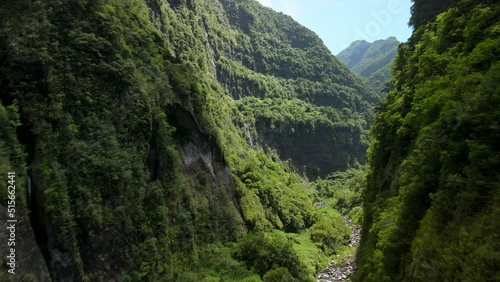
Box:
[336,37,399,93]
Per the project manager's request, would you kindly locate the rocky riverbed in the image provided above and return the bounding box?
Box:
[316,217,360,282]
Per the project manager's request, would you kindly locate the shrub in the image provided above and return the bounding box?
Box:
[310,213,350,255]
[234,231,310,281]
[263,267,296,282]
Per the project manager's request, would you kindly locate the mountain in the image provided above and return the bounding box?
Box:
[337,37,399,93]
[0,0,376,281]
[357,0,500,280]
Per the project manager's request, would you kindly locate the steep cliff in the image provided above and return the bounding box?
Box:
[358,0,500,280]
[216,0,379,178]
[0,0,376,281]
[0,104,51,280]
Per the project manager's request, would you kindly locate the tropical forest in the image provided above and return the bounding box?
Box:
[0,0,498,281]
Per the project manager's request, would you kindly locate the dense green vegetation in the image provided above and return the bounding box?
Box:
[0,0,376,281]
[218,0,379,178]
[337,37,400,94]
[237,97,370,179]
[0,77,53,282]
[6,0,497,281]
[358,0,500,280]
[315,167,367,225]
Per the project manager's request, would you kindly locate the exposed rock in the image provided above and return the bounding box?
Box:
[316,216,360,282]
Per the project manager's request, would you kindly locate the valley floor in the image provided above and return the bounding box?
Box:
[316,217,360,282]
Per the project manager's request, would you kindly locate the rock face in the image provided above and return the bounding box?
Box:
[317,217,360,282]
[0,103,50,281]
[0,196,51,281]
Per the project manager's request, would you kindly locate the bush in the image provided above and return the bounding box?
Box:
[310,212,350,255]
[234,231,310,281]
[263,267,296,282]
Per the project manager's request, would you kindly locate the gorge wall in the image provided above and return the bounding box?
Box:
[0,0,376,280]
[358,0,500,280]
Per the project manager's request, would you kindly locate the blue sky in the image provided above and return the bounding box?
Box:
[255,0,413,54]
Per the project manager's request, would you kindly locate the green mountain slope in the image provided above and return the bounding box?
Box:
[337,37,399,94]
[357,0,500,280]
[217,0,379,178]
[0,0,376,281]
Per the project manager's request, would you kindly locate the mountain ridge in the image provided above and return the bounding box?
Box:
[337,36,399,93]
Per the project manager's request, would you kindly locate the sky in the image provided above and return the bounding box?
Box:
[255,0,413,55]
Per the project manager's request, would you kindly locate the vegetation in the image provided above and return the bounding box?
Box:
[315,167,367,225]
[4,0,496,280]
[0,0,373,280]
[218,0,379,178]
[337,37,400,94]
[358,0,500,280]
